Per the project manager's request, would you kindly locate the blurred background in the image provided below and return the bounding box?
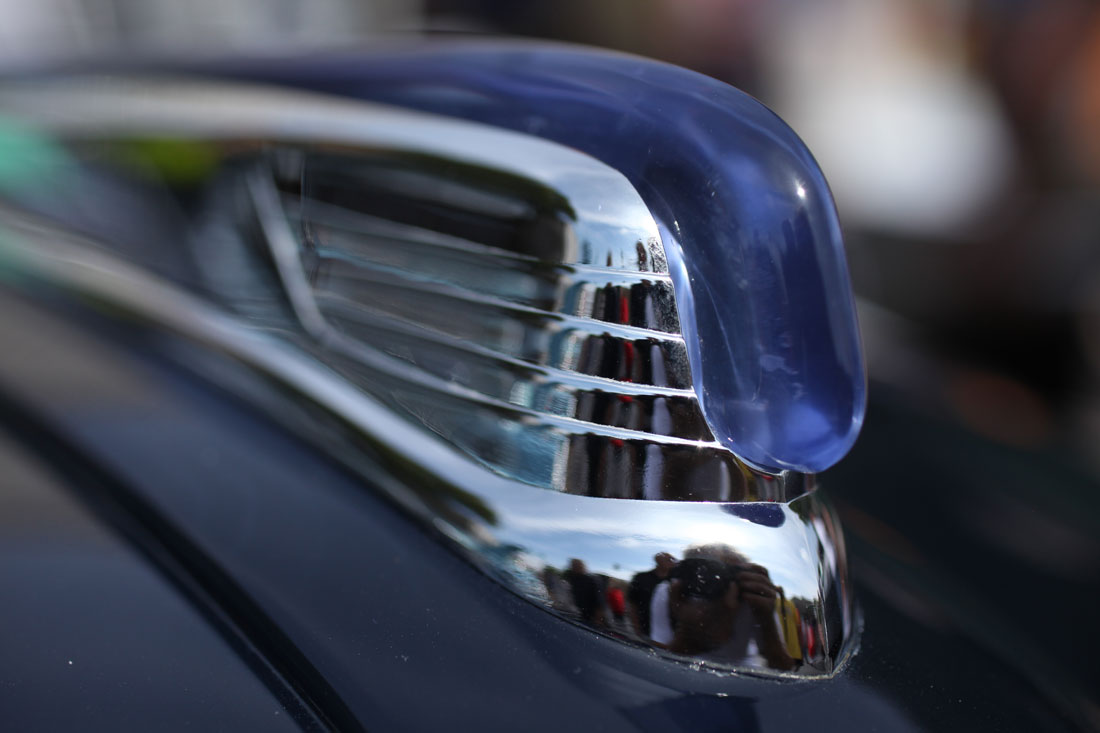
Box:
[2,0,1099,712]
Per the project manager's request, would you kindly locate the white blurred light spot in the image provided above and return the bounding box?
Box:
[800,69,1014,237]
[764,0,1016,238]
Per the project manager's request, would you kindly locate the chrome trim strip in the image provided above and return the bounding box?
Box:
[305,305,714,441]
[286,199,683,334]
[0,76,666,272]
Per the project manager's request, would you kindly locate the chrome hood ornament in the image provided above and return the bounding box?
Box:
[0,44,863,677]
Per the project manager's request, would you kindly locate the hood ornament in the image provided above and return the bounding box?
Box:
[0,43,863,677]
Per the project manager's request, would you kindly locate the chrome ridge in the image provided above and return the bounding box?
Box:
[0,76,856,675]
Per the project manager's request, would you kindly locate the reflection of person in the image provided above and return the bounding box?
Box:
[627,552,677,637]
[607,584,626,622]
[563,558,604,625]
[667,545,796,671]
[649,579,674,646]
[541,567,575,613]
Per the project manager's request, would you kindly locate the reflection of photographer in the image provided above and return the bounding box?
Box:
[666,545,796,671]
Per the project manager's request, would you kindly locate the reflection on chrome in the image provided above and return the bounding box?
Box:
[0,198,855,678]
[0,74,857,676]
[505,492,852,674]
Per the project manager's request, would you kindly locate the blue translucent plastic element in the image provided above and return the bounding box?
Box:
[226,44,866,473]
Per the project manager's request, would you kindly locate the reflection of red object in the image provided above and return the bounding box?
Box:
[622,341,636,377]
[608,587,625,617]
[617,297,637,393]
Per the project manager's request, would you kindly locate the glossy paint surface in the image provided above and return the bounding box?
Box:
[0,414,314,730]
[211,43,866,473]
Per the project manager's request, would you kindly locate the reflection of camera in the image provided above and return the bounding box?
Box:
[672,559,741,600]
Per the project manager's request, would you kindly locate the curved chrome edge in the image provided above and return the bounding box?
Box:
[0,207,857,678]
[0,75,666,274]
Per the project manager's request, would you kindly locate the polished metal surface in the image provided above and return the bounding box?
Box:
[0,76,809,502]
[0,204,854,676]
[0,75,856,676]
